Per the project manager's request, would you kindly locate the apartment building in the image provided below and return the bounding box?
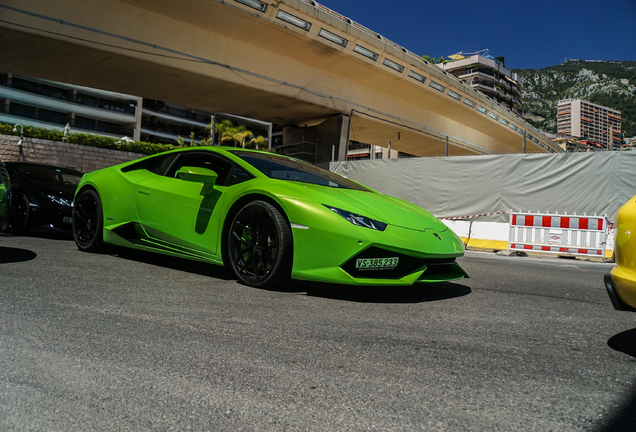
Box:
[1,72,140,138]
[438,55,523,114]
[0,72,270,145]
[557,99,622,149]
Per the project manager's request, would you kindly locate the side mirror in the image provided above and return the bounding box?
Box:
[176,166,218,185]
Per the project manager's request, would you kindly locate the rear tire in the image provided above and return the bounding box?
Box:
[227,200,292,288]
[8,190,30,235]
[73,189,105,252]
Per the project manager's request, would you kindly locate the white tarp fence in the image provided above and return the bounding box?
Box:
[330,152,636,224]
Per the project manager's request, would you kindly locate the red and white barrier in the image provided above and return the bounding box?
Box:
[508,211,607,258]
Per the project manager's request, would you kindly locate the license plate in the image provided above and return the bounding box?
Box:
[63,216,73,224]
[355,257,399,270]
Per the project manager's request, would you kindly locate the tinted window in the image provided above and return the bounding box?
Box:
[167,152,242,187]
[226,164,254,186]
[230,151,368,191]
[10,163,83,186]
[121,153,179,175]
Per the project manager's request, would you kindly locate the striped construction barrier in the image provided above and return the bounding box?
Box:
[508,211,607,258]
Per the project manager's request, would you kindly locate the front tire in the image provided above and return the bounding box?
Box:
[73,189,105,252]
[228,200,292,288]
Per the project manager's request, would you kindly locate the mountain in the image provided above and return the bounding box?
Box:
[514,60,636,139]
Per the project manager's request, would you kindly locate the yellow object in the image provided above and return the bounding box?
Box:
[605,194,636,311]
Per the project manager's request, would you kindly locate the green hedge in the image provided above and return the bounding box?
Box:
[0,123,179,155]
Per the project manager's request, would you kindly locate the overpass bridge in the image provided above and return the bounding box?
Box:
[0,0,561,161]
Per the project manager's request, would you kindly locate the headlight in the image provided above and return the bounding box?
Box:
[47,194,73,207]
[324,205,387,231]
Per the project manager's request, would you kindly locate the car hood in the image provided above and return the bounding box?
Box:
[277,181,446,232]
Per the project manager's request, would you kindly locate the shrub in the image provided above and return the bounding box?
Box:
[1,123,178,155]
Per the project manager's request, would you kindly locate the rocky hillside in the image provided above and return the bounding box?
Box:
[514,60,636,139]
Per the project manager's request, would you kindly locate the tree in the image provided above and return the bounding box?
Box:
[246,135,268,150]
[214,119,237,145]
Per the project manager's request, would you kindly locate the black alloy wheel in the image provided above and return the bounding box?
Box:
[73,189,104,252]
[228,200,292,288]
[8,190,30,235]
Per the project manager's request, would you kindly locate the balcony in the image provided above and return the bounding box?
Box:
[0,83,137,124]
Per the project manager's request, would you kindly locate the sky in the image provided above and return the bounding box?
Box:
[318,0,636,70]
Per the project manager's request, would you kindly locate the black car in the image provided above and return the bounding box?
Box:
[0,161,10,232]
[5,162,83,235]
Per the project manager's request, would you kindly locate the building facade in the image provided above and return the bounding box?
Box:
[557,99,622,150]
[1,72,270,146]
[438,55,523,114]
[1,72,140,139]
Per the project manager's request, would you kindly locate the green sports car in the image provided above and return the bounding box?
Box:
[72,147,469,288]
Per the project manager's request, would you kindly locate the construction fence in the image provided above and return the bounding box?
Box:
[331,152,636,255]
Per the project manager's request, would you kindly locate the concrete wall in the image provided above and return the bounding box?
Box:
[0,135,143,172]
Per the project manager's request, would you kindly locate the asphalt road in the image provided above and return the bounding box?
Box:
[1,234,635,431]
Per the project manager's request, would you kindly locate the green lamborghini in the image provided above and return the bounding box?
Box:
[72,147,468,288]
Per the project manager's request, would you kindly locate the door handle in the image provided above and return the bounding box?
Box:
[137,188,151,196]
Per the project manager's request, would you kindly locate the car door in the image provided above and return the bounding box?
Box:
[134,151,235,256]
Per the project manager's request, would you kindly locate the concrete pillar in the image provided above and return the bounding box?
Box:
[210,114,216,146]
[338,114,351,162]
[522,130,527,154]
[134,97,143,141]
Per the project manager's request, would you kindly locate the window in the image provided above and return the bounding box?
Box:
[489,112,499,121]
[122,153,179,175]
[383,58,404,73]
[226,164,254,186]
[75,116,96,131]
[353,45,379,61]
[38,108,65,125]
[477,106,488,114]
[167,152,240,187]
[12,163,83,186]
[76,93,97,107]
[463,99,476,108]
[319,29,347,47]
[230,150,368,190]
[500,118,509,126]
[234,0,267,12]
[510,124,518,131]
[9,103,36,119]
[448,90,461,101]
[429,81,445,92]
[407,70,426,84]
[277,10,311,30]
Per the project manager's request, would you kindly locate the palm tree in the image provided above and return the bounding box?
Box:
[211,119,268,150]
[247,135,268,150]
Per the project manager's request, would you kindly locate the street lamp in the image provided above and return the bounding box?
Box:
[12,124,23,162]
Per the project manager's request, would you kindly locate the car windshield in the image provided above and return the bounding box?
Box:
[14,164,83,186]
[230,151,368,191]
